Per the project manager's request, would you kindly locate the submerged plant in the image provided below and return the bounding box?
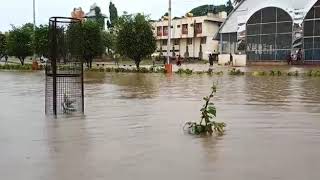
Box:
[229,68,244,75]
[184,83,226,136]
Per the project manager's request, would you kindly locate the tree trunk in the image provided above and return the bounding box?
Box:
[19,57,25,65]
[89,59,92,69]
[135,59,140,69]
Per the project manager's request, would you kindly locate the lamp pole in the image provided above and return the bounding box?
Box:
[33,0,36,61]
[166,0,171,65]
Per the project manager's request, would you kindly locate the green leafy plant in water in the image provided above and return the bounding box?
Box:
[252,71,267,76]
[288,70,299,76]
[229,68,244,75]
[269,70,282,76]
[184,83,226,136]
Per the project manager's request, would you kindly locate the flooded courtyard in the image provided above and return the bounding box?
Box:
[0,69,320,180]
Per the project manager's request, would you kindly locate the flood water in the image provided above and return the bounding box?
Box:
[0,70,320,180]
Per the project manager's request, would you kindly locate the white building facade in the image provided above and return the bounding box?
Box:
[152,12,226,60]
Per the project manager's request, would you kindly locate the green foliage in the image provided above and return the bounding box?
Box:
[107,2,118,29]
[287,70,299,76]
[102,31,115,53]
[66,21,104,68]
[252,71,267,76]
[0,63,33,70]
[66,23,83,58]
[189,3,234,17]
[176,68,193,74]
[83,21,104,68]
[116,13,156,68]
[269,70,282,76]
[87,66,166,73]
[34,25,49,56]
[0,33,7,56]
[94,6,105,29]
[229,68,244,75]
[306,70,320,77]
[7,24,33,65]
[184,83,226,136]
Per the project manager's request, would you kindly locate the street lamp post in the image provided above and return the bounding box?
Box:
[33,0,36,61]
[165,0,173,73]
[166,0,171,65]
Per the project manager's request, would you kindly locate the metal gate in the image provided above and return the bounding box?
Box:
[45,17,84,116]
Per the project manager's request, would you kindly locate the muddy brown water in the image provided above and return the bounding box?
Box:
[0,70,320,180]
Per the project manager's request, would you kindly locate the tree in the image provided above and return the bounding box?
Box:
[82,21,104,68]
[233,0,242,6]
[226,0,234,14]
[102,31,115,53]
[7,25,33,65]
[94,6,105,29]
[34,25,49,57]
[116,14,156,69]
[0,33,7,58]
[107,2,118,28]
[189,3,234,16]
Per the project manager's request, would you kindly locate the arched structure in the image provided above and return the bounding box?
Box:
[246,7,293,61]
[303,0,320,63]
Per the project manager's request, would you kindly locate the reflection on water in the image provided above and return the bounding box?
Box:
[0,70,320,180]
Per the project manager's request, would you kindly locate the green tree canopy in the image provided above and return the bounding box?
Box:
[34,25,49,57]
[102,30,115,53]
[107,2,118,28]
[82,21,104,68]
[7,24,33,65]
[189,2,234,16]
[94,6,105,29]
[0,33,7,57]
[116,13,156,68]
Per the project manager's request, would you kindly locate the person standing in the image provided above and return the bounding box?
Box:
[176,55,182,66]
[4,54,8,64]
[230,53,233,66]
[296,49,302,63]
[209,54,214,66]
[286,52,292,65]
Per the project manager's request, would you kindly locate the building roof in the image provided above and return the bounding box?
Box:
[85,3,107,18]
[219,0,318,33]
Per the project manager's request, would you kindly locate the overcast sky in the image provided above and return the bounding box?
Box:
[0,0,228,32]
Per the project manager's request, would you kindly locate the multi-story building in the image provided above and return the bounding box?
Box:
[152,12,226,60]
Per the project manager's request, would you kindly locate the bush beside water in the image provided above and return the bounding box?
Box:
[0,64,34,70]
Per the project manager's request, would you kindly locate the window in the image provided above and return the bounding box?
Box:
[162,39,168,46]
[221,33,237,54]
[261,23,276,34]
[304,20,314,37]
[201,37,206,44]
[163,26,168,36]
[196,23,202,34]
[262,7,276,23]
[157,26,162,36]
[247,24,260,35]
[303,1,320,62]
[182,24,188,34]
[177,25,181,28]
[187,38,192,45]
[174,39,180,45]
[246,7,293,61]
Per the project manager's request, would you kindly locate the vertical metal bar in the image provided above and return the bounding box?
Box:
[33,0,36,61]
[81,59,84,114]
[167,0,171,64]
[52,18,57,116]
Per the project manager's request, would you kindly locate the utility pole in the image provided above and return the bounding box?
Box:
[33,0,36,61]
[166,0,172,65]
[165,0,173,73]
